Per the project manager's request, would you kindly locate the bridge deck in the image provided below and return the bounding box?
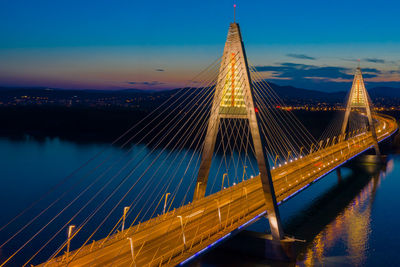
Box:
[38,114,397,267]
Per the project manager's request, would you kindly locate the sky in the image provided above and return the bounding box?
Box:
[0,0,399,92]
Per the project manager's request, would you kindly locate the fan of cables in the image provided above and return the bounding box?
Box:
[0,53,321,266]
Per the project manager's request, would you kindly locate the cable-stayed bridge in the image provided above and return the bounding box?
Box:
[0,22,397,267]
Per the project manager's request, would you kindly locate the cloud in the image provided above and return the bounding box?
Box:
[364,58,385,64]
[340,58,359,62]
[388,70,400,74]
[362,68,381,73]
[286,53,316,60]
[341,58,386,64]
[253,62,392,91]
[254,63,383,81]
[254,63,356,80]
[127,81,165,86]
[155,69,165,72]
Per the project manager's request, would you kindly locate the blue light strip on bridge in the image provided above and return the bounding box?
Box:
[179,211,267,265]
[238,211,267,230]
[179,233,232,265]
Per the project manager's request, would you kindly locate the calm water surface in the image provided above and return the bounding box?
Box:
[0,136,399,266]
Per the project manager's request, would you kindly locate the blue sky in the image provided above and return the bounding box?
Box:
[0,0,399,91]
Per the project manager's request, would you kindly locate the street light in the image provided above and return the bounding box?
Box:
[287,151,292,161]
[221,173,228,190]
[242,166,247,182]
[332,136,337,145]
[122,206,129,232]
[325,137,330,148]
[196,182,202,199]
[310,143,315,153]
[319,140,323,150]
[66,225,75,262]
[163,193,170,215]
[127,237,136,267]
[274,155,279,167]
[177,216,186,246]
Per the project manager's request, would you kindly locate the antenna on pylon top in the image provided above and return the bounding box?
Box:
[233,3,237,23]
[357,59,361,68]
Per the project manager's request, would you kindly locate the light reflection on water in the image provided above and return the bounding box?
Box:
[300,172,379,266]
[295,158,395,267]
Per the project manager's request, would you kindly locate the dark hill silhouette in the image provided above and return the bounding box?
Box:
[1,83,399,106]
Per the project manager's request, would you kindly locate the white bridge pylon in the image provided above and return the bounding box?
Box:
[192,23,284,240]
[341,67,380,155]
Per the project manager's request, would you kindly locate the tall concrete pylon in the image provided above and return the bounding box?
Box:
[341,67,380,155]
[192,23,284,240]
